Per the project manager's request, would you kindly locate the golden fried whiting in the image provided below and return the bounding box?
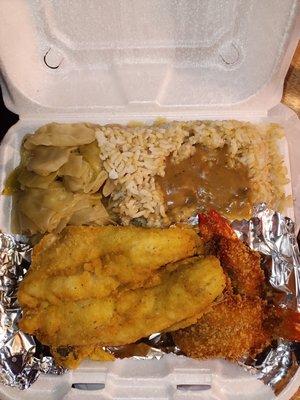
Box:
[18,225,220,368]
[51,345,115,369]
[19,256,225,350]
[18,225,202,309]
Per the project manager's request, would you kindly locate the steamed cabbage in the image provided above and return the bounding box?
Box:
[24,123,97,148]
[18,168,57,189]
[16,184,109,235]
[60,142,108,194]
[59,154,84,178]
[27,146,73,176]
[6,122,111,235]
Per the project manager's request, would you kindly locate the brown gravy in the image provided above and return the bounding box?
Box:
[157,146,251,220]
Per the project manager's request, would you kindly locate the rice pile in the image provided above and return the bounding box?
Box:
[95,120,290,226]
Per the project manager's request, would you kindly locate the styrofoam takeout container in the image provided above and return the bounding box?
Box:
[0,1,300,399]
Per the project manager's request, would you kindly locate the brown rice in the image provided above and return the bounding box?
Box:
[95,119,290,226]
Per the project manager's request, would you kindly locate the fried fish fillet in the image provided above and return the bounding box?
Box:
[18,225,202,308]
[51,345,115,369]
[19,256,225,350]
[18,225,220,368]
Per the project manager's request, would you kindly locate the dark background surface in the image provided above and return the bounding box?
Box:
[0,86,18,142]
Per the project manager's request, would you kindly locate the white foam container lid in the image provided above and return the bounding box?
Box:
[0,1,300,399]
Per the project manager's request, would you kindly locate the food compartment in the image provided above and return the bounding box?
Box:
[0,0,299,398]
[0,113,299,400]
[0,113,298,235]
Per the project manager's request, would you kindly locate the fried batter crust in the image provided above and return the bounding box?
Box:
[217,236,264,297]
[18,225,202,308]
[173,295,270,360]
[51,345,115,369]
[173,210,269,360]
[19,256,225,348]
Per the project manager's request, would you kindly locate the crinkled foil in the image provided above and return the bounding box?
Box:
[0,204,299,393]
[0,234,65,389]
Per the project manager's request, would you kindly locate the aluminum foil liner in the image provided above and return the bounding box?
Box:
[0,234,65,389]
[0,203,299,393]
